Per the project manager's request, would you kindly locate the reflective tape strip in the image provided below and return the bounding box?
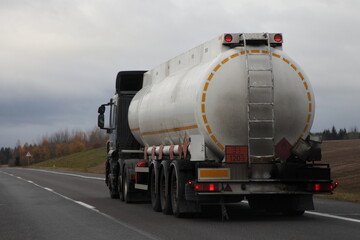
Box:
[231,53,239,58]
[206,125,212,134]
[217,143,225,151]
[203,82,209,91]
[202,115,208,124]
[202,93,206,102]
[208,73,214,81]
[131,128,140,131]
[221,58,229,64]
[272,53,281,58]
[198,168,230,179]
[282,58,290,64]
[307,114,311,123]
[210,135,218,143]
[213,64,221,72]
[303,82,309,90]
[307,92,312,101]
[141,125,198,136]
[298,72,304,80]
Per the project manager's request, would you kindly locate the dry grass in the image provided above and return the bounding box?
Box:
[317,139,360,202]
[31,147,106,174]
[26,140,360,203]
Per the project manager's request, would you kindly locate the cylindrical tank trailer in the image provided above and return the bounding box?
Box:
[128,34,314,160]
[98,33,334,217]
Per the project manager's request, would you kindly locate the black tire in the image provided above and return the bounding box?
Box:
[118,174,124,201]
[108,173,119,199]
[122,169,131,203]
[170,166,185,218]
[150,168,161,212]
[160,167,172,215]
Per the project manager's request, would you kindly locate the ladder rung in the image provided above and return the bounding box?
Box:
[248,69,272,71]
[249,137,274,140]
[249,85,273,88]
[249,120,274,123]
[248,102,273,105]
[250,155,274,158]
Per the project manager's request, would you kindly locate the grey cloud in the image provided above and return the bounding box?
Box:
[0,0,360,147]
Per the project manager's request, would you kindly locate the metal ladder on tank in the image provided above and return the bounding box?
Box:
[244,33,275,165]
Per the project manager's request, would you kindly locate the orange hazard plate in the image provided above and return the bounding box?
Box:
[225,145,248,162]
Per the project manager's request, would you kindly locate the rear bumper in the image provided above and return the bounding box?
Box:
[185,179,334,202]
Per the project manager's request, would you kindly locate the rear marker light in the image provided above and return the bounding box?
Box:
[274,34,282,42]
[224,34,233,42]
[311,183,335,192]
[194,183,219,192]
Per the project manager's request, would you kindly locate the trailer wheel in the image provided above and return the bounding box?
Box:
[170,166,186,218]
[122,169,131,203]
[150,168,161,212]
[118,175,124,201]
[160,167,172,214]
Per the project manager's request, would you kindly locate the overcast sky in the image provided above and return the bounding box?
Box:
[0,0,359,148]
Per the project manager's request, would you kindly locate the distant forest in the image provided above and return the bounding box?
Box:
[1,126,359,166]
[0,128,107,166]
[314,126,360,141]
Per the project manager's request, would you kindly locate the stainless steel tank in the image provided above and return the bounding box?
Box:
[128,36,314,160]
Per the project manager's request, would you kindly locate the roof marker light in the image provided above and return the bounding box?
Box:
[274,34,283,42]
[224,34,233,42]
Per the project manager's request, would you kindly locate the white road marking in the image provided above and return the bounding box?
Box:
[306,211,360,223]
[75,201,97,210]
[0,170,158,240]
[4,170,359,226]
[25,168,105,181]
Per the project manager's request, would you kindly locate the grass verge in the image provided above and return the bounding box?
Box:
[31,147,106,174]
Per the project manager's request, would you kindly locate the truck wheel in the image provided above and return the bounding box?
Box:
[108,173,119,199]
[170,166,185,218]
[160,167,172,214]
[118,175,124,201]
[150,168,161,212]
[122,170,131,203]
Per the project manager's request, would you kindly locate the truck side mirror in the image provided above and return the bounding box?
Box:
[98,105,105,114]
[98,114,105,129]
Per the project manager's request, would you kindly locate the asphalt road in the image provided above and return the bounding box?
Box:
[1,168,360,240]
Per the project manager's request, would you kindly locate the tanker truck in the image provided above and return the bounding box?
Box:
[97,33,336,218]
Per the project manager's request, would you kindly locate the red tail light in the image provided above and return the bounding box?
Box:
[224,34,233,42]
[309,183,333,192]
[136,161,147,167]
[194,183,220,192]
[274,34,283,42]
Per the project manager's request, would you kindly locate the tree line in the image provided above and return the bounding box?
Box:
[1,126,359,166]
[316,126,360,141]
[0,127,108,166]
